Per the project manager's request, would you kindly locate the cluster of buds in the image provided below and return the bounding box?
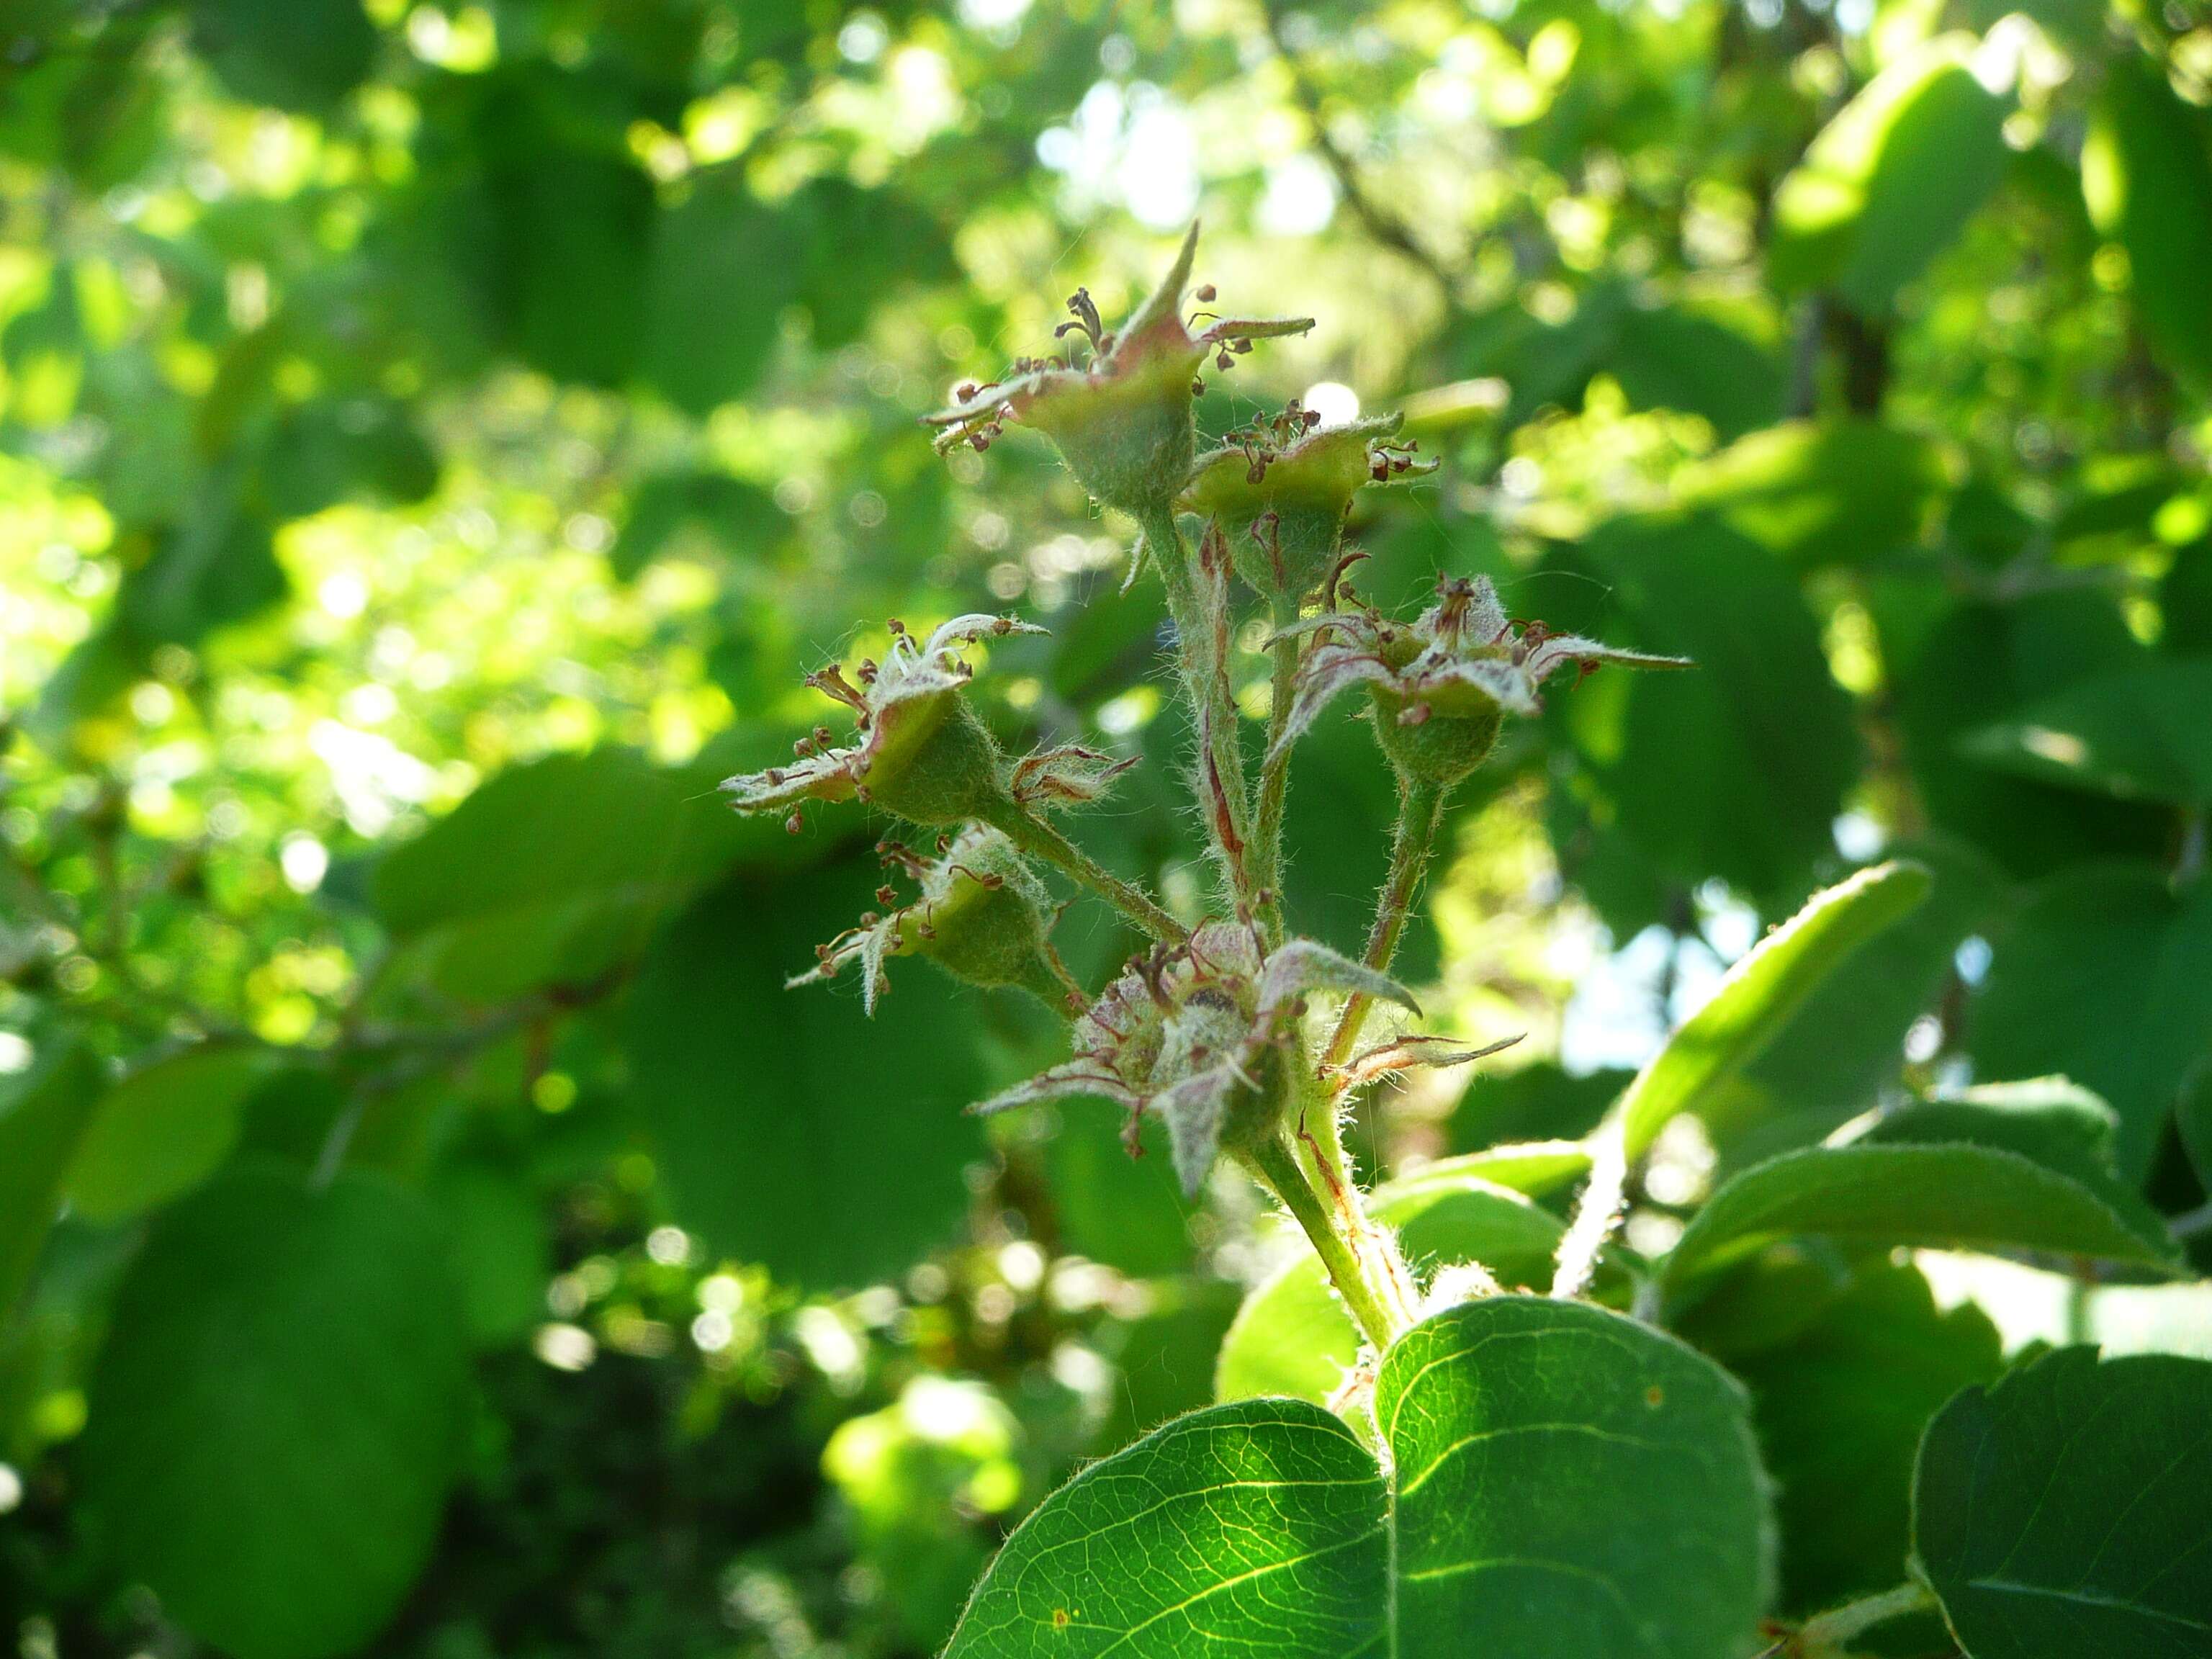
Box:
[1274,574,1690,790]
[742,228,1689,1300]
[1185,405,1437,605]
[788,827,1072,1013]
[924,222,1313,520]
[969,922,1419,1195]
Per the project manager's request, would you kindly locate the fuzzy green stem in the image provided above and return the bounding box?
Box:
[1251,592,1301,950]
[1139,506,1257,913]
[1244,1128,1404,1352]
[1793,1581,1937,1652]
[1321,780,1445,1077]
[988,804,1185,944]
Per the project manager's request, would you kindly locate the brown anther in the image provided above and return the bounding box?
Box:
[1216,348,1234,371]
[784,810,804,835]
[1195,283,1217,302]
[1192,376,1206,396]
[876,885,899,906]
[1231,338,1251,354]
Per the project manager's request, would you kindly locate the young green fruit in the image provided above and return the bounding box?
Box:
[719,614,1040,830]
[790,826,1070,1012]
[969,922,1417,1195]
[1184,406,1434,604]
[924,223,1313,522]
[1273,575,1691,791]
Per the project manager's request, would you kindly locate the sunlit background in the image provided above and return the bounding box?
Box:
[4,0,2212,1653]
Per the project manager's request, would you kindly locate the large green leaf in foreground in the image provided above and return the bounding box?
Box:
[943,1397,1388,1658]
[948,1299,1771,1658]
[80,1164,470,1659]
[0,1042,102,1323]
[1914,1346,2212,1658]
[1214,1172,1568,1406]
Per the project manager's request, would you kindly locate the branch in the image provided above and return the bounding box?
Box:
[1259,2,1462,292]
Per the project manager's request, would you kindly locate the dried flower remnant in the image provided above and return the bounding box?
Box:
[719,614,1040,830]
[923,222,1314,521]
[968,922,1418,1196]
[1276,573,1691,790]
[789,826,1074,1013]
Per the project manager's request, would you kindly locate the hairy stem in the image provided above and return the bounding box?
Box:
[1140,507,1257,913]
[1550,1120,1627,1300]
[1321,779,1445,1076]
[1251,593,1302,949]
[988,803,1185,944]
[1793,1581,1937,1652]
[1244,1127,1406,1352]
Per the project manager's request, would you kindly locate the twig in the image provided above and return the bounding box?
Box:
[1259,1,1461,292]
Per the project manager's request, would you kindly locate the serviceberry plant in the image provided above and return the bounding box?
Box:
[723,230,2212,1659]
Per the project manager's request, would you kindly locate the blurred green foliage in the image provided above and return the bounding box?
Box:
[4,0,2212,1655]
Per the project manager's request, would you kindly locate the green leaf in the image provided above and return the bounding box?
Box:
[1719,837,2008,1165]
[1377,1299,1771,1658]
[1709,1259,2002,1613]
[1447,1063,1628,1153]
[1043,1111,1193,1280]
[1913,1346,2212,1656]
[1621,860,1932,1160]
[0,1042,102,1325]
[81,1164,469,1659]
[627,867,990,1290]
[609,468,780,581]
[642,175,799,416]
[427,1160,551,1349]
[372,746,773,1001]
[943,1397,1388,1658]
[1862,1077,2173,1249]
[459,70,655,388]
[2084,58,2212,398]
[1880,589,2172,878]
[1215,1174,1568,1408]
[1613,300,1784,441]
[1769,35,2010,314]
[950,1300,1771,1658]
[1663,1098,2184,1291]
[64,1044,276,1223]
[2162,538,2212,656]
[1962,659,2212,807]
[1095,1279,1243,1449]
[1390,1141,1596,1202]
[1561,514,1864,902]
[261,397,439,521]
[1974,863,2212,1182]
[1672,420,1950,567]
[185,0,376,112]
[113,491,286,649]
